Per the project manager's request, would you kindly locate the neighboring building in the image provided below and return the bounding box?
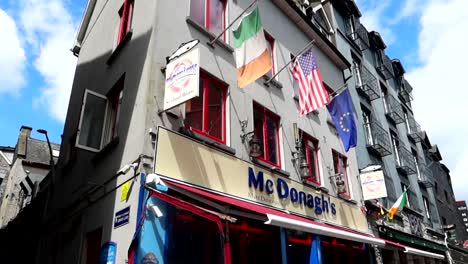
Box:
[456,201,468,243]
[327,0,447,262]
[0,146,14,194]
[2,0,457,263]
[0,126,60,228]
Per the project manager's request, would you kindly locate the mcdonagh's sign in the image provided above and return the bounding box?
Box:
[154,127,369,233]
[248,168,337,216]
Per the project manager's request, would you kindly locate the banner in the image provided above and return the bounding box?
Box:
[360,170,387,200]
[164,48,200,110]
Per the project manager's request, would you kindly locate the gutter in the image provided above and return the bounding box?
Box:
[71,0,97,56]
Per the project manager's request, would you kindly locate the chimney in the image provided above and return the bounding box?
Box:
[16,126,32,158]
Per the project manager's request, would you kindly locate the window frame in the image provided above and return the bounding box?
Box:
[390,131,401,166]
[361,106,374,145]
[76,90,109,152]
[117,0,134,45]
[264,31,276,79]
[185,71,227,144]
[423,196,431,220]
[253,103,281,168]
[312,4,335,35]
[190,0,227,41]
[301,131,321,185]
[332,150,351,198]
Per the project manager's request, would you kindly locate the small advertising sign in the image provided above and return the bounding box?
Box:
[114,206,130,229]
[99,242,116,264]
[164,48,200,110]
[360,170,387,200]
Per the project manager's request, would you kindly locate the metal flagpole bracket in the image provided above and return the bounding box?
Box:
[161,39,200,73]
[207,0,258,48]
[264,39,316,85]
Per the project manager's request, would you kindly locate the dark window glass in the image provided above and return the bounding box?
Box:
[302,134,320,184]
[266,115,278,164]
[333,151,350,197]
[253,103,281,167]
[85,228,102,264]
[209,0,224,36]
[207,82,223,139]
[190,0,205,26]
[185,78,204,132]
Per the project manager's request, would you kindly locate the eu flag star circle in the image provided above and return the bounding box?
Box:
[339,112,351,133]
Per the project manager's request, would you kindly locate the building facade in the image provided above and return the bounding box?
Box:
[15,0,456,263]
[455,201,468,244]
[0,126,59,228]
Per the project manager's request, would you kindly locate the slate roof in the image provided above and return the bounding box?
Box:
[24,138,60,165]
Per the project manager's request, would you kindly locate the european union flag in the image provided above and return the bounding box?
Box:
[327,89,357,152]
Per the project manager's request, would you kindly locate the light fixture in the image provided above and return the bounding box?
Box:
[299,158,310,179]
[241,131,262,158]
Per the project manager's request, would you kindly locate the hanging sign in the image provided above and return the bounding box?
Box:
[360,169,387,200]
[164,47,200,110]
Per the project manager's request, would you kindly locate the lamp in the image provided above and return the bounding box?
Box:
[299,157,310,179]
[241,131,262,158]
[37,129,55,185]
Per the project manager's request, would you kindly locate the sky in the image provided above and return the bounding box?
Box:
[0,0,467,201]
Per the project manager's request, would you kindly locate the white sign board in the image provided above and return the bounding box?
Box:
[360,170,387,200]
[164,48,200,110]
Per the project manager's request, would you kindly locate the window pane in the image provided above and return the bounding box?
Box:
[266,116,278,165]
[209,0,224,36]
[190,0,205,26]
[253,108,265,159]
[186,78,204,131]
[265,33,274,77]
[207,81,223,140]
[78,93,107,149]
[307,140,318,183]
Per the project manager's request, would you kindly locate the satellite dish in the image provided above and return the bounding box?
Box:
[360,164,382,173]
[167,39,200,63]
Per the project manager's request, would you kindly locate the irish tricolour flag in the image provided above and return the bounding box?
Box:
[233,6,272,88]
[387,191,407,220]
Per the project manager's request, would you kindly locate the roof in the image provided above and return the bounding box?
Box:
[23,138,60,165]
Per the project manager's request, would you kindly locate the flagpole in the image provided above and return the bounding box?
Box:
[208,0,258,47]
[264,39,316,85]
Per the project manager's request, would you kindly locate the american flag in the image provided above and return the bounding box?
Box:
[290,48,330,116]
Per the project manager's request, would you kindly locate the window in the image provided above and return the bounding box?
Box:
[441,217,447,225]
[300,132,320,185]
[381,84,389,113]
[412,150,421,180]
[265,32,276,79]
[117,0,134,45]
[348,15,357,39]
[362,107,373,145]
[311,4,334,36]
[352,54,363,88]
[76,76,125,152]
[85,228,102,264]
[332,150,350,198]
[253,103,281,167]
[390,132,401,166]
[423,197,431,219]
[434,182,438,194]
[185,72,227,143]
[444,190,449,202]
[404,111,411,133]
[190,0,226,39]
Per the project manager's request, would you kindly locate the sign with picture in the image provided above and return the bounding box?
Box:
[164,48,200,110]
[360,170,387,200]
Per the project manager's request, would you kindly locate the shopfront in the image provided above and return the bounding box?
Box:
[127,127,442,264]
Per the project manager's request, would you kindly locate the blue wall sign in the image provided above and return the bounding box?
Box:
[99,242,117,264]
[114,206,130,229]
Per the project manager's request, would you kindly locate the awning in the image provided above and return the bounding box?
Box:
[162,178,386,246]
[404,246,446,260]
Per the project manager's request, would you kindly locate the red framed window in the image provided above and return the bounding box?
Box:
[332,150,350,198]
[265,31,275,78]
[185,72,227,144]
[253,103,281,167]
[117,0,134,45]
[190,0,227,40]
[301,132,320,185]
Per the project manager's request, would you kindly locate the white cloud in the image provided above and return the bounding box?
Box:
[406,0,468,202]
[355,0,395,45]
[0,8,26,95]
[18,0,78,122]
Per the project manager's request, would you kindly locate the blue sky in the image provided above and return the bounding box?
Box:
[0,0,467,201]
